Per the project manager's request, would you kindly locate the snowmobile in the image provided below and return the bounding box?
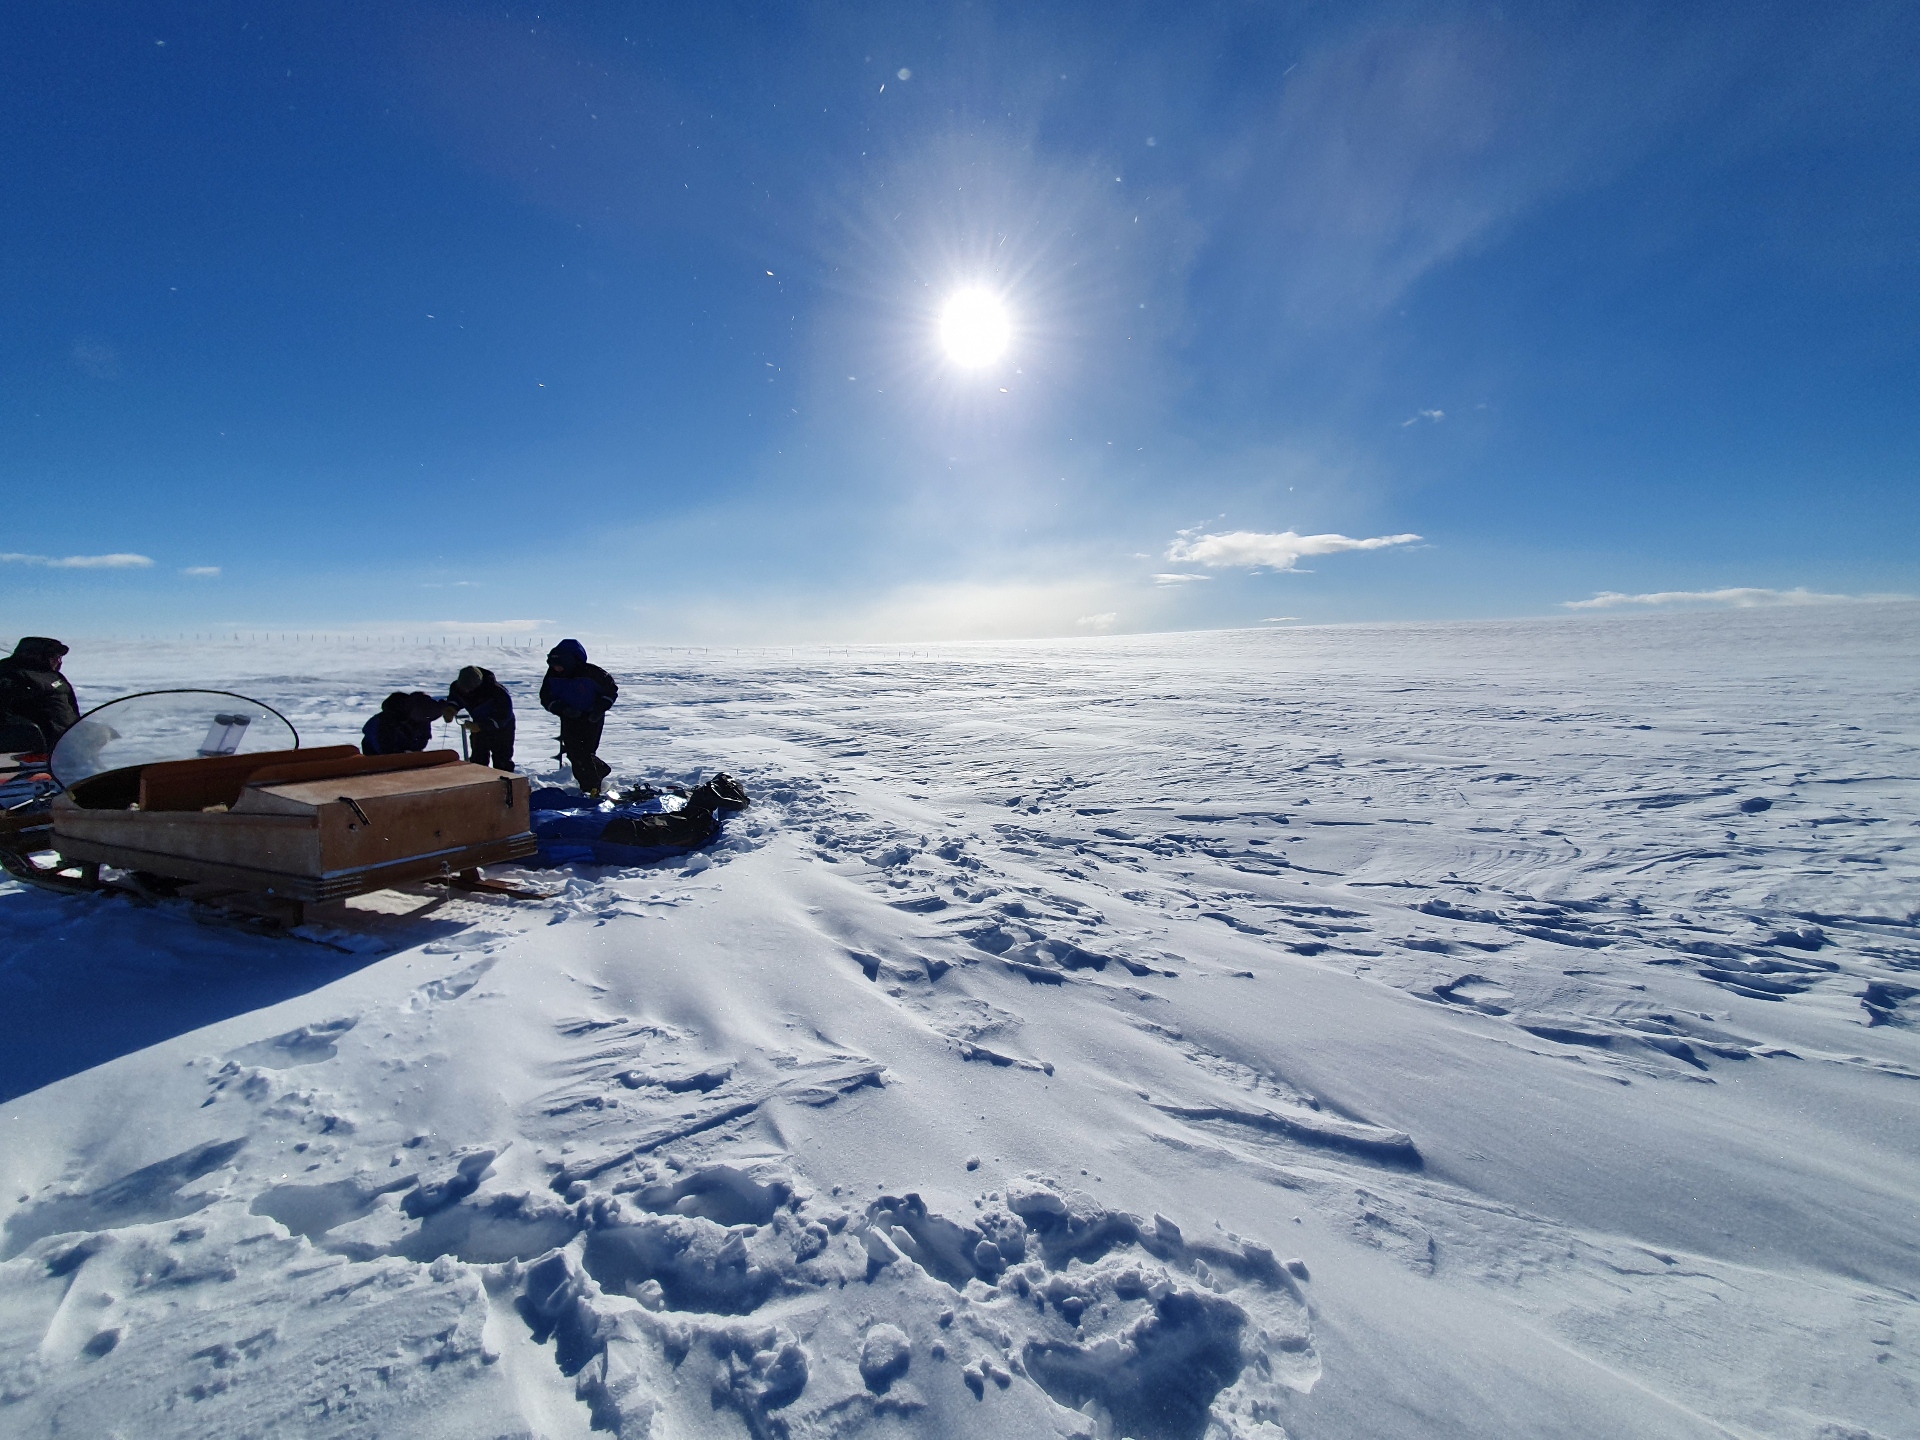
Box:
[0,689,540,927]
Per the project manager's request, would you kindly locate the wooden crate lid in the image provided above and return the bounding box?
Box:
[244,749,460,788]
[137,746,359,812]
[245,760,521,810]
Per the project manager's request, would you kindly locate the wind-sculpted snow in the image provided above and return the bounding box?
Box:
[495,1172,1314,1439]
[1,604,1916,1438]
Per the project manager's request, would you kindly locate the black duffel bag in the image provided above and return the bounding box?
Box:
[599,772,749,850]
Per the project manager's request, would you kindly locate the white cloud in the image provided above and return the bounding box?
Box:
[1076,612,1118,631]
[180,566,221,577]
[1166,529,1421,571]
[433,619,550,633]
[2,551,155,569]
[1562,587,1911,610]
[1152,572,1212,585]
[1261,616,1299,623]
[1399,408,1444,427]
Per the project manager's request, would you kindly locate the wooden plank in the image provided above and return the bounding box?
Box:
[52,831,537,902]
[136,746,358,812]
[245,761,517,808]
[244,750,459,788]
[52,799,315,829]
[54,796,323,875]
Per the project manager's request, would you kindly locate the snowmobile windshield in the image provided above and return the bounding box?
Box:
[51,689,301,789]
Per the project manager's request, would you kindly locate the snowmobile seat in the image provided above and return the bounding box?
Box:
[0,719,47,753]
[135,746,359,812]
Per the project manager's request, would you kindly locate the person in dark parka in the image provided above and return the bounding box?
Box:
[361,691,442,756]
[539,638,617,796]
[443,665,515,771]
[0,637,80,750]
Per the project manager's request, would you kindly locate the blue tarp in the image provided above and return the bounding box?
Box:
[527,785,724,868]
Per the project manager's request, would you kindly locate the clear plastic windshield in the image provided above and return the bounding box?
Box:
[51,690,301,788]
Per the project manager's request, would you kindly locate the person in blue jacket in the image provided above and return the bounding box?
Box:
[443,665,515,771]
[539,639,617,796]
[361,691,442,756]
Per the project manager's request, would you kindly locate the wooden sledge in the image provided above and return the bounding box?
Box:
[19,746,544,922]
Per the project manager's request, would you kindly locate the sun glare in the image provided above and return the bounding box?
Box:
[939,288,1012,368]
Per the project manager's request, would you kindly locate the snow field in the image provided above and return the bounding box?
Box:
[1,603,1916,1439]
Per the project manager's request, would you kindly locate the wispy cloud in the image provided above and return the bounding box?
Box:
[1261,616,1299,623]
[1400,408,1445,427]
[70,337,120,379]
[1562,586,1912,610]
[180,566,221,577]
[1208,21,1705,330]
[433,619,550,633]
[1166,529,1421,571]
[2,551,154,569]
[1152,572,1212,585]
[1076,612,1118,631]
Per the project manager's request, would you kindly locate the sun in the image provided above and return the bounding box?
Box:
[938,288,1012,368]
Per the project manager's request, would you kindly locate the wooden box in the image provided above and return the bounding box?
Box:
[51,749,536,902]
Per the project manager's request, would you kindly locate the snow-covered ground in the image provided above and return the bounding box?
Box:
[2,604,1916,1440]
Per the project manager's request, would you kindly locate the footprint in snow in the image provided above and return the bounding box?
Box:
[225,1016,357,1068]
[411,956,497,1007]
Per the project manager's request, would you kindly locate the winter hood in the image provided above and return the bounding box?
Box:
[8,637,68,664]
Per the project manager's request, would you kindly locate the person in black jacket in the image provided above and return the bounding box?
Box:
[539,638,617,796]
[361,691,442,756]
[0,637,80,751]
[443,665,515,771]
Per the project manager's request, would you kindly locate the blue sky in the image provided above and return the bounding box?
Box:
[4,0,1915,642]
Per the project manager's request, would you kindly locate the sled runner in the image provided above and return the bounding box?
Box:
[0,689,543,924]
